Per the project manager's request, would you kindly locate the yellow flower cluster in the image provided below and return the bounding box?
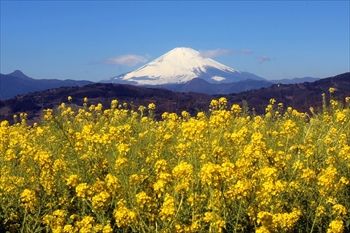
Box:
[257,209,301,232]
[159,193,176,221]
[114,200,137,228]
[20,189,37,213]
[1,94,349,232]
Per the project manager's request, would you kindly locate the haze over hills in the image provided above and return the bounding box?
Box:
[0,70,92,100]
[1,72,348,122]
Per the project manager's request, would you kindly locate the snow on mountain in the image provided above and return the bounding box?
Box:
[112,47,264,85]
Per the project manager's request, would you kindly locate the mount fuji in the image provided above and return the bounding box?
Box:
[111,47,265,86]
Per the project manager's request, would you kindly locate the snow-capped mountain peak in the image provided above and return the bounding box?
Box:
[113,47,262,85]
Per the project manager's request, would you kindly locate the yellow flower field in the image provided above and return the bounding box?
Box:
[0,92,349,233]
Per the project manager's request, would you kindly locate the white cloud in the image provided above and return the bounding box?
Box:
[200,48,254,58]
[257,56,272,64]
[106,54,148,66]
[200,49,232,58]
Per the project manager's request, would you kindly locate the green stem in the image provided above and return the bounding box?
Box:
[309,215,317,233]
[234,201,242,233]
[20,210,27,233]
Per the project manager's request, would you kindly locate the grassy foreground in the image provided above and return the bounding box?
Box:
[1,91,349,233]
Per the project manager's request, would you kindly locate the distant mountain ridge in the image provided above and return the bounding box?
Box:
[0,70,92,100]
[271,77,320,84]
[0,69,324,99]
[137,77,321,95]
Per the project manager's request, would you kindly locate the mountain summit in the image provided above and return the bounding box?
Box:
[112,47,264,85]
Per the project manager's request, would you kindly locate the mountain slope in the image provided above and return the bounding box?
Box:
[153,78,273,95]
[0,70,92,100]
[112,47,264,85]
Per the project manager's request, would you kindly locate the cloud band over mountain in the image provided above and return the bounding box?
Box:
[106,54,149,66]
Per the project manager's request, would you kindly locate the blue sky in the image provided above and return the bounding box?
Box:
[1,1,349,81]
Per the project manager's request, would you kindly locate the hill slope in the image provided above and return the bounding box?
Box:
[227,72,350,113]
[0,72,349,122]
